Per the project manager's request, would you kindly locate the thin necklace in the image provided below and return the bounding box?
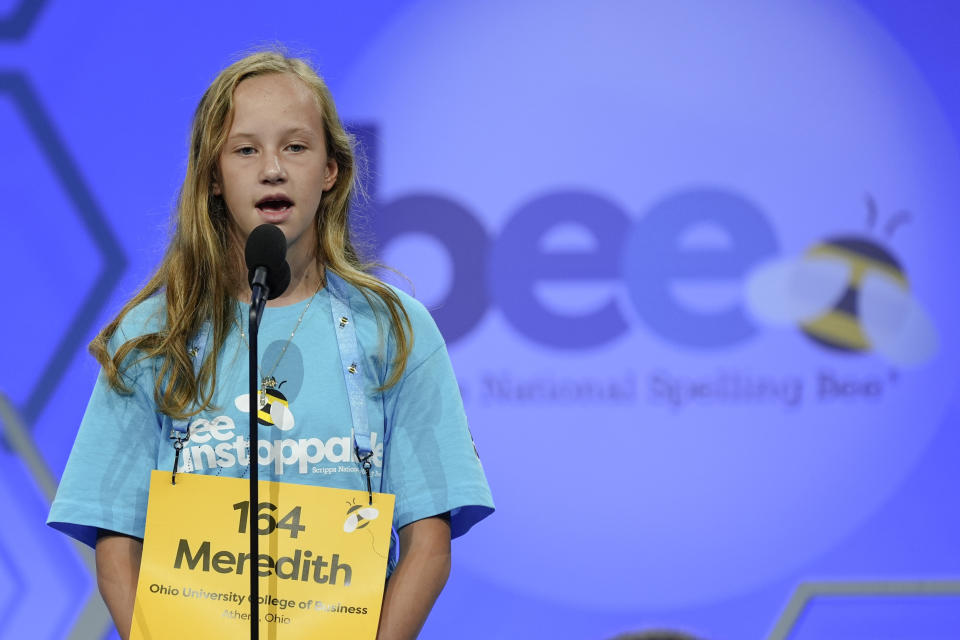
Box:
[235,277,323,409]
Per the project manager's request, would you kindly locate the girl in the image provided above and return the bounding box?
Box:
[48,50,493,639]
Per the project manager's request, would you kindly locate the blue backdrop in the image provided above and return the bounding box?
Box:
[2,1,960,638]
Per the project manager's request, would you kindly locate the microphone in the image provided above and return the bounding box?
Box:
[242,224,290,636]
[244,224,291,302]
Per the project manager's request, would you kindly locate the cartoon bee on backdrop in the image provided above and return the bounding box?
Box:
[744,197,938,367]
[343,499,380,533]
[235,376,296,431]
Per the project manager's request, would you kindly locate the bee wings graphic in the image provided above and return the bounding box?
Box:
[343,504,380,533]
[234,388,296,431]
[745,254,937,367]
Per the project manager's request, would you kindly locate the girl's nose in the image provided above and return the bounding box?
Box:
[261,154,286,182]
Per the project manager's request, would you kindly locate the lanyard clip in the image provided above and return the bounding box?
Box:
[169,428,189,485]
[355,444,374,505]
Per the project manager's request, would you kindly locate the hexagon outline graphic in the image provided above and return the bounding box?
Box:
[0,0,49,40]
[767,579,960,639]
[0,391,113,638]
[0,71,126,428]
[0,542,25,629]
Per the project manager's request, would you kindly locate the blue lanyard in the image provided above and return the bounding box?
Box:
[168,323,210,482]
[327,272,399,573]
[326,272,379,504]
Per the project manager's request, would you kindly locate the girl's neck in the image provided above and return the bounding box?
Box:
[269,264,324,308]
[233,237,325,308]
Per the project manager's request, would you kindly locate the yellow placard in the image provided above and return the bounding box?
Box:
[131,470,394,639]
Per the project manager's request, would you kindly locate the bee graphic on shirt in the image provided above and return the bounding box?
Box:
[343,499,380,533]
[235,377,296,430]
[744,196,937,367]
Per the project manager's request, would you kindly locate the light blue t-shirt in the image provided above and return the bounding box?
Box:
[48,278,493,549]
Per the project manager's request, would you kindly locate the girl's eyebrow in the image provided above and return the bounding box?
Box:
[227,127,318,141]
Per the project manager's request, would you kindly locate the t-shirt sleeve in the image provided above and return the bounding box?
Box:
[47,309,163,548]
[381,323,494,539]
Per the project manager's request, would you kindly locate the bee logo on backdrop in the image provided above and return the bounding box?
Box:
[746,197,937,367]
[338,0,960,613]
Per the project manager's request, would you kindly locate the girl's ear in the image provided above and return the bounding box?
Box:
[211,170,222,196]
[323,158,338,192]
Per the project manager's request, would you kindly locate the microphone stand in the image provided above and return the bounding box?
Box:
[248,269,269,640]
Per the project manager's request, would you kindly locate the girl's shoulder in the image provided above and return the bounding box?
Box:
[391,286,442,341]
[326,272,446,363]
[108,293,167,352]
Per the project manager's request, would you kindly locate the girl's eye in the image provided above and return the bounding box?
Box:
[238,146,256,156]
[288,144,306,153]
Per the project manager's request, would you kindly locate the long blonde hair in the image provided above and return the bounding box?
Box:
[91,50,412,419]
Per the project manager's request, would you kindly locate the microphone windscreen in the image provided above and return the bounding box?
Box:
[245,224,287,271]
[268,261,292,301]
[244,224,291,299]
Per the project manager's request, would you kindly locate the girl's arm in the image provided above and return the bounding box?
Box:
[377,515,452,640]
[95,531,143,640]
